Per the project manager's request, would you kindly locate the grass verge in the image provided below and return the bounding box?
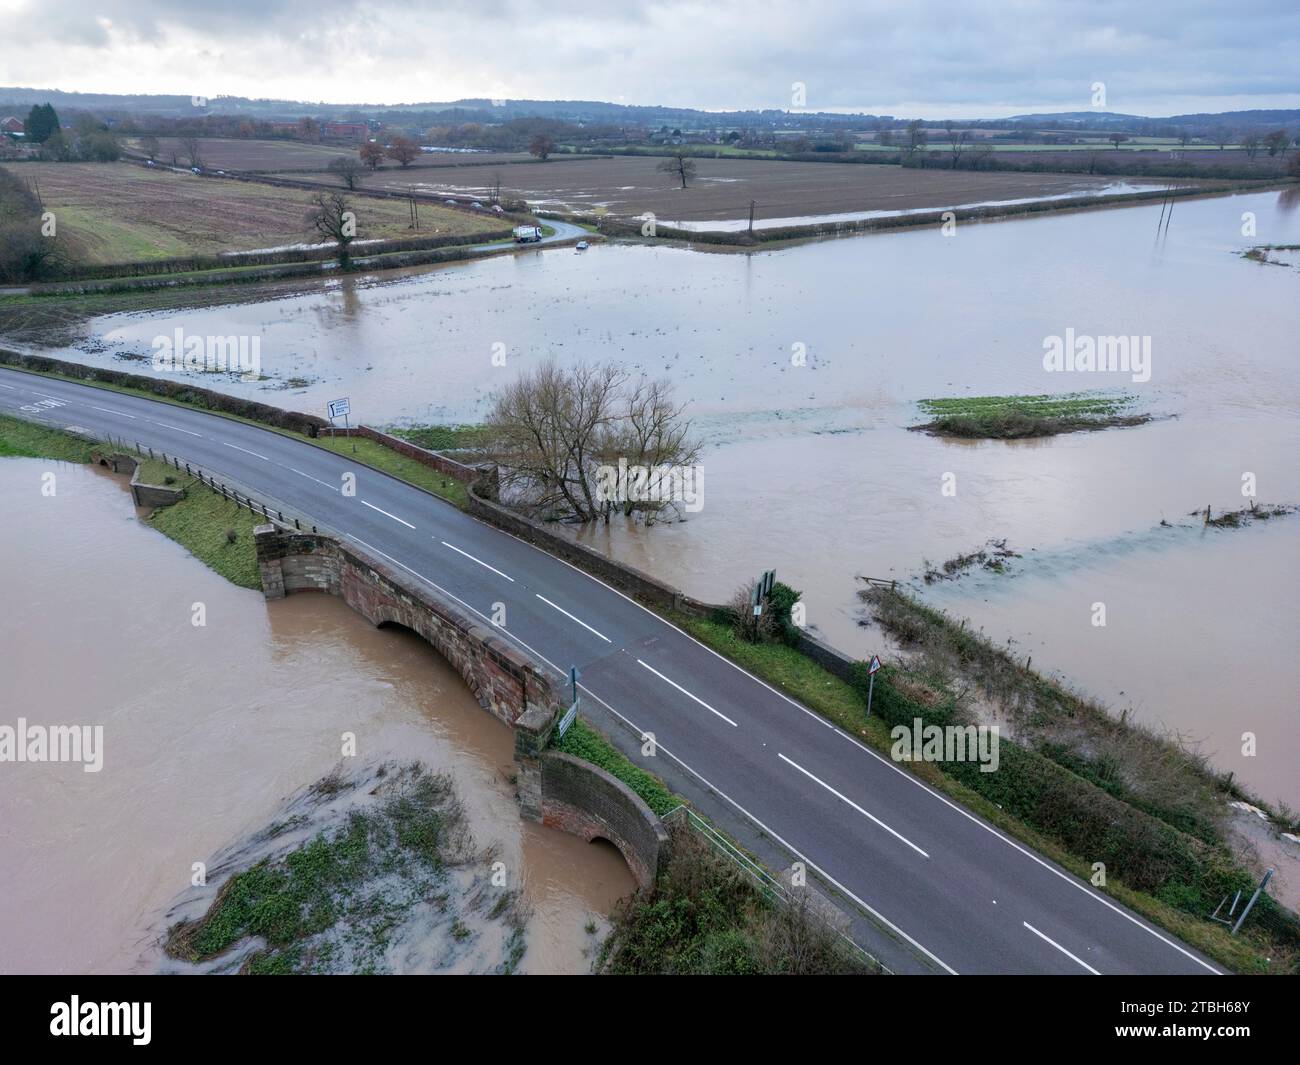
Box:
[552,718,680,816]
[310,433,470,508]
[0,364,472,510]
[600,824,874,974]
[0,412,97,462]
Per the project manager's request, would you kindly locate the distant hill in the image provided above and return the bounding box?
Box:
[0,87,1294,133]
[1009,109,1300,129]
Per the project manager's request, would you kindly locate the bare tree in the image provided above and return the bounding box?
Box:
[139,134,159,161]
[1263,129,1291,157]
[945,123,970,168]
[485,360,699,524]
[1107,133,1129,149]
[1241,132,1261,159]
[489,170,503,205]
[610,376,702,522]
[905,119,928,156]
[305,191,356,268]
[327,155,364,190]
[1211,126,1231,150]
[179,134,203,169]
[657,150,697,189]
[359,141,386,170]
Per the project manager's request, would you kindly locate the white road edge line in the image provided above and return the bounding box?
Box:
[536,594,611,642]
[440,540,513,581]
[480,517,1219,974]
[288,468,340,492]
[778,753,930,858]
[574,681,956,975]
[222,442,270,460]
[636,659,738,727]
[361,500,416,529]
[149,420,202,437]
[1023,921,1101,975]
[90,406,136,419]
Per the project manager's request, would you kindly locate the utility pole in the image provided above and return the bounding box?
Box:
[748,199,757,235]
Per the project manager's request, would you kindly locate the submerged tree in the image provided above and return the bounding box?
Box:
[484,359,700,525]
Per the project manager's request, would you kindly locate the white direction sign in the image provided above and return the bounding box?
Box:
[327,397,351,420]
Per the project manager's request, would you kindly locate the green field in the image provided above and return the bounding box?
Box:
[915,392,1147,438]
[10,162,511,265]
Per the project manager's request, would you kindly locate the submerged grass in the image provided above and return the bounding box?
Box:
[915,391,1149,438]
[165,764,503,975]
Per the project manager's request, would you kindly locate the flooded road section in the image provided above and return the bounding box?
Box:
[0,460,632,974]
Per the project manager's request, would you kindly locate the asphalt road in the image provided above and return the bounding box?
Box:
[0,364,1222,976]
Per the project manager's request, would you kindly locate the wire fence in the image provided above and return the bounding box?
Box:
[100,432,322,534]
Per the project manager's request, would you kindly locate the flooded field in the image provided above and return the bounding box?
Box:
[290,152,1180,223]
[0,459,632,974]
[8,187,1299,807]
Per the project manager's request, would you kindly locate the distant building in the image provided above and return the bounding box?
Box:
[1,116,25,136]
[321,122,368,140]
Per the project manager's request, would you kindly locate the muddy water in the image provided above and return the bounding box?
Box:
[0,459,632,974]
[13,187,1300,807]
[917,518,1300,808]
[28,190,1299,430]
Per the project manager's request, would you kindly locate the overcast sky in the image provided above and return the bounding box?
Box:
[2,0,1297,118]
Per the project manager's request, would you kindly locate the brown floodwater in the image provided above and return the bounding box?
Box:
[0,459,632,975]
[9,187,1299,808]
